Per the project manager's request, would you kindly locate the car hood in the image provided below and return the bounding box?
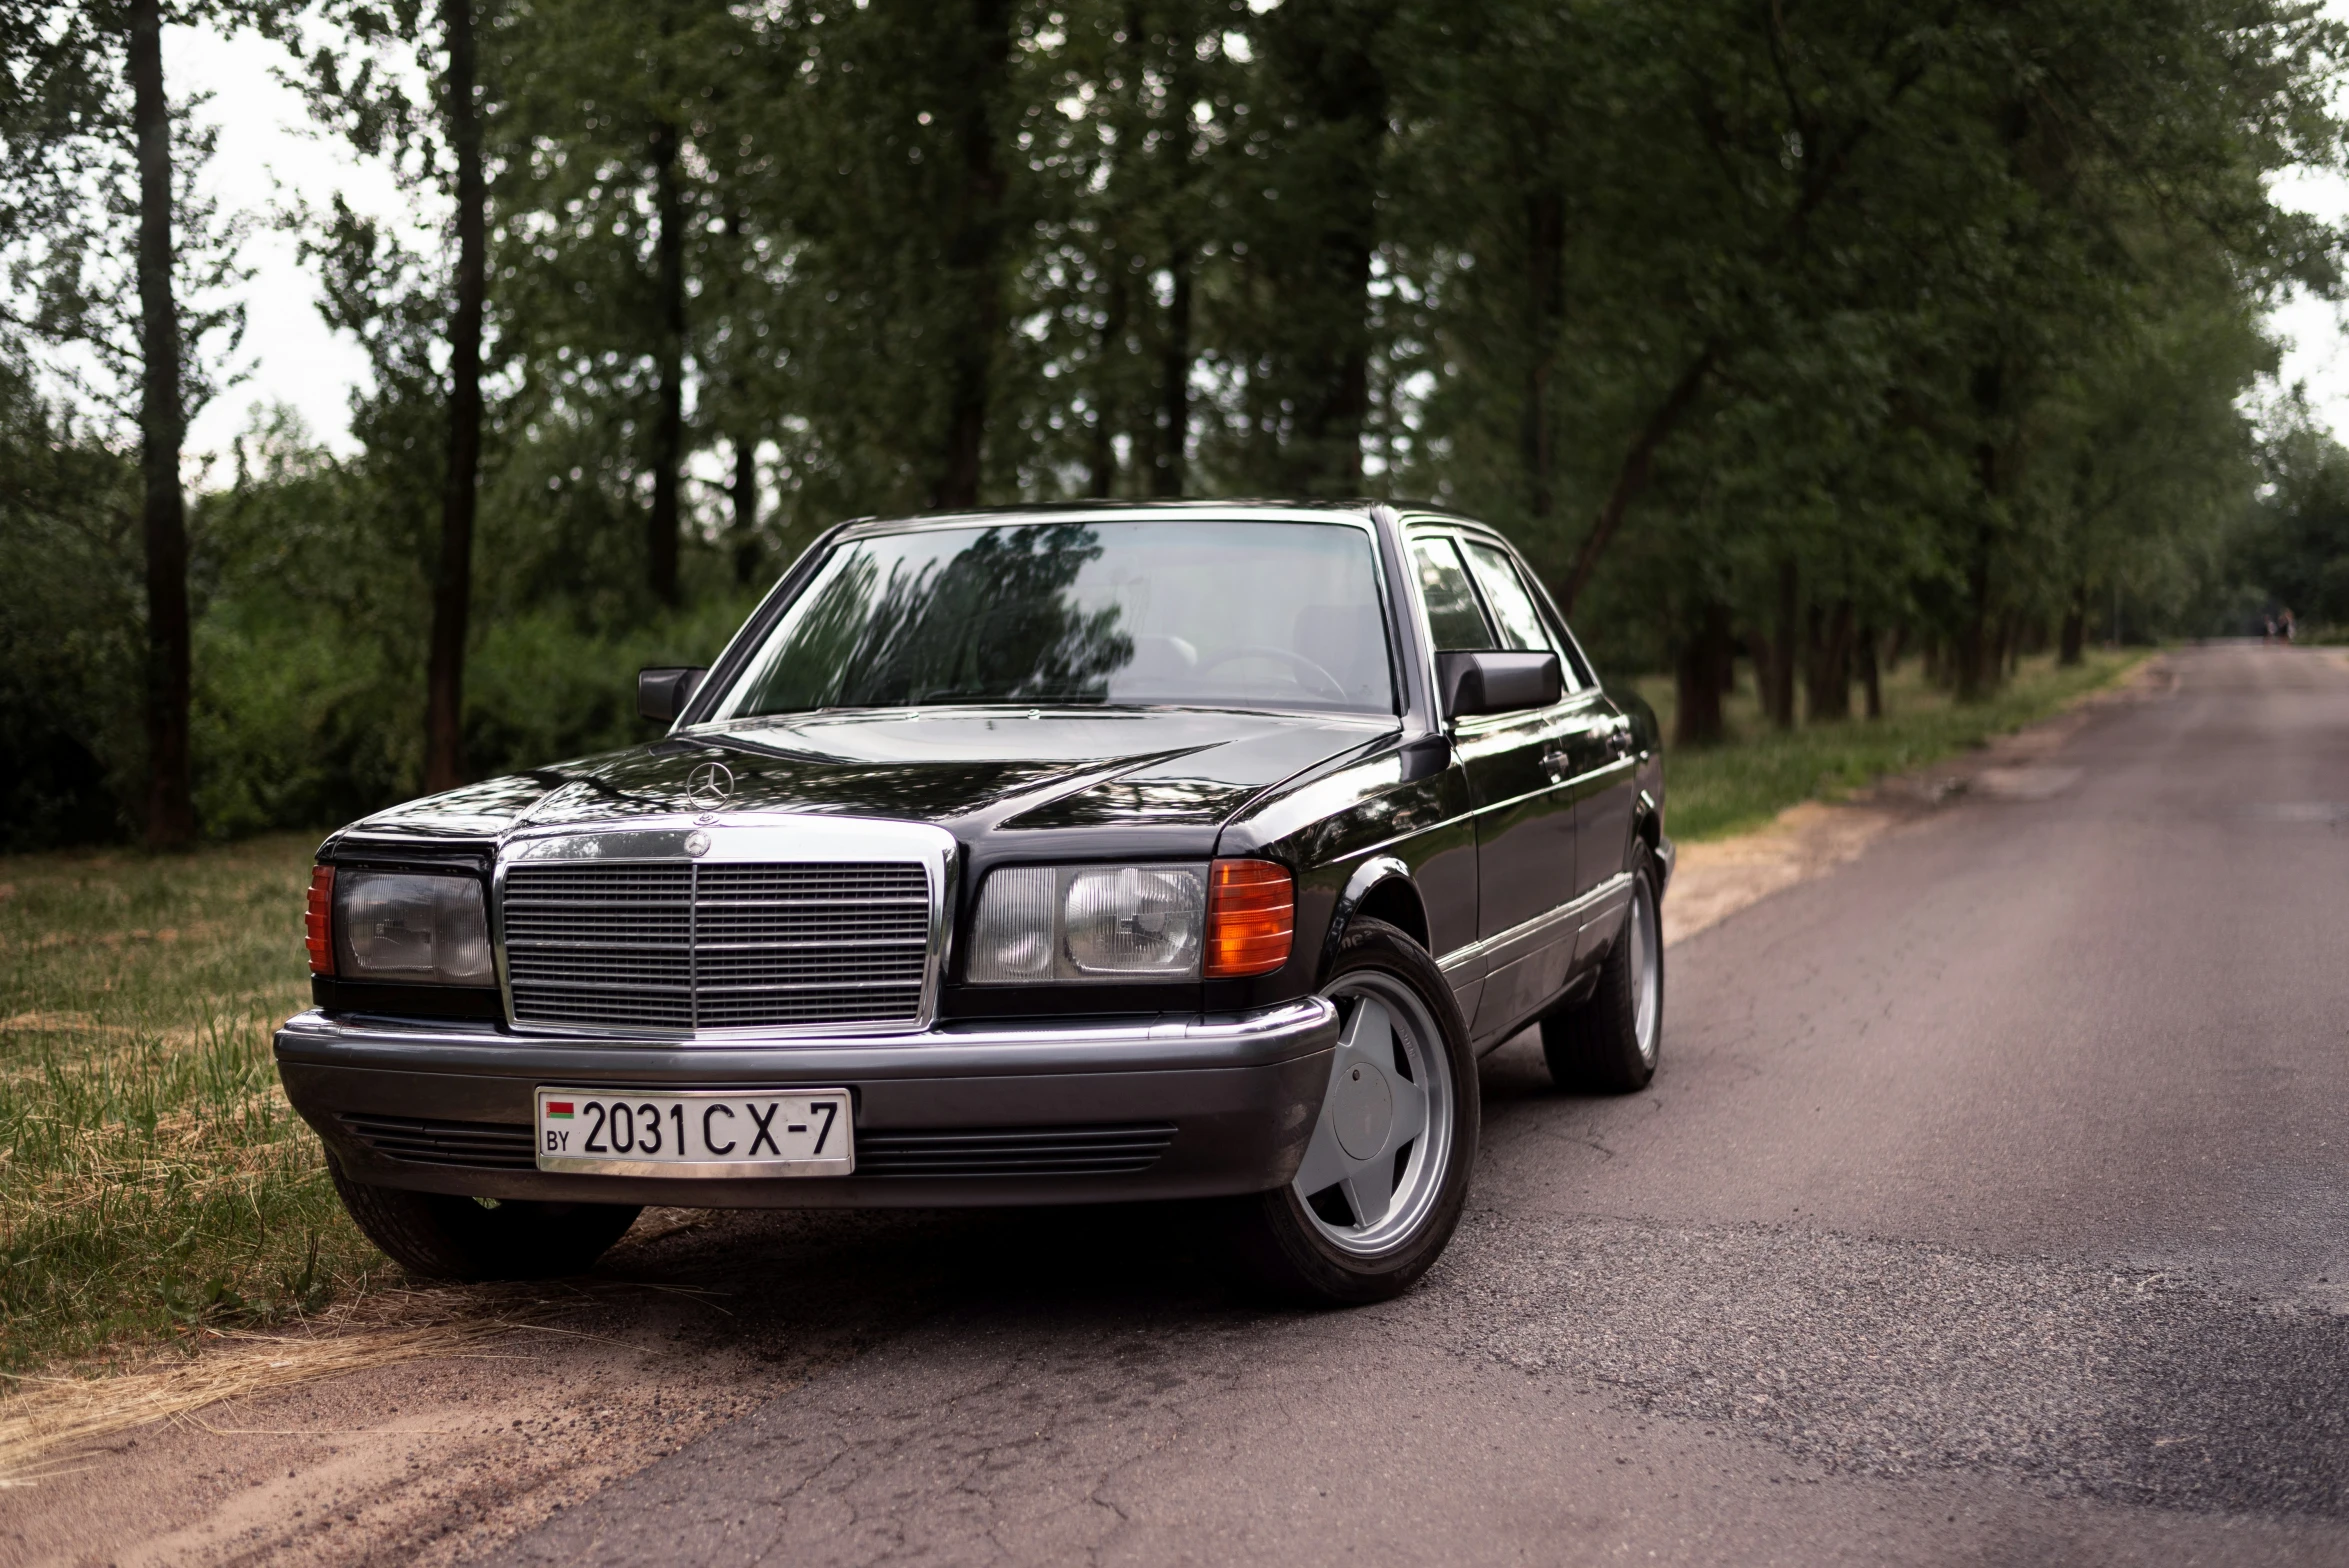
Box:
[346,708,1399,842]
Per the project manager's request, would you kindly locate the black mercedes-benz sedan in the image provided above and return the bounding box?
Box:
[278,502,1671,1303]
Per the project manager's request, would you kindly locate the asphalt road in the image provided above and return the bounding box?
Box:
[486,643,2349,1567]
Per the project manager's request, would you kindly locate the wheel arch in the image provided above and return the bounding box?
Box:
[1320,856,1430,981]
[1634,788,1672,896]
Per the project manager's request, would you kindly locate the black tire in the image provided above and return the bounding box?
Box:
[328,1158,641,1282]
[1230,917,1478,1306]
[1542,843,1663,1094]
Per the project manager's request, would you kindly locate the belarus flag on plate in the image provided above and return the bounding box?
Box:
[546,1101,575,1118]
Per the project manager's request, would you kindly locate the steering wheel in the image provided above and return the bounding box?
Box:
[1199,645,1348,701]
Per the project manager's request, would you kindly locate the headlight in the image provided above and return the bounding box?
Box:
[332,871,494,985]
[1065,865,1204,975]
[969,863,1205,981]
[966,859,1293,982]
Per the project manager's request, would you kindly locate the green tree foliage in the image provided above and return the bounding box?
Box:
[2224,408,2349,632]
[1,0,2343,844]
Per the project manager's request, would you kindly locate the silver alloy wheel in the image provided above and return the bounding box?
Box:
[1292,970,1456,1256]
[1631,875,1660,1066]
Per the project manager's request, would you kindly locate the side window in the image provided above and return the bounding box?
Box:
[1466,538,1593,691]
[1411,537,1495,651]
[1462,542,1555,656]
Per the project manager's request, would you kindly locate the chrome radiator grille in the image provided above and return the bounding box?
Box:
[502,861,932,1032]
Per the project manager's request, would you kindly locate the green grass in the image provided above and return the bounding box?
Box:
[0,836,394,1374]
[1635,648,2148,843]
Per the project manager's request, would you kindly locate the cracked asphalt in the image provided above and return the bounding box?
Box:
[481,643,2349,1566]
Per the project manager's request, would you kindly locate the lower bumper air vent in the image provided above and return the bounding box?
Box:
[855,1122,1176,1178]
[338,1114,1177,1179]
[342,1114,537,1171]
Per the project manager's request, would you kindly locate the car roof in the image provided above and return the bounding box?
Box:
[828,499,1426,539]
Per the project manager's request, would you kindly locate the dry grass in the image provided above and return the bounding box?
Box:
[0,1330,460,1481]
[0,1287,544,1483]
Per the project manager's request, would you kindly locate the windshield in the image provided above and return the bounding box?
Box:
[709,519,1396,718]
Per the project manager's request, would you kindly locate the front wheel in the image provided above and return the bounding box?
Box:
[328,1159,641,1282]
[1542,844,1664,1094]
[1230,917,1478,1305]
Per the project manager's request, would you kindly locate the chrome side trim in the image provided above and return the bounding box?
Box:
[1456,772,1571,823]
[1576,873,1636,952]
[1436,871,1634,977]
[1576,756,1638,792]
[491,815,959,1043]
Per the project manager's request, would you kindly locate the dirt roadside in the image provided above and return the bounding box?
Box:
[0,1206,970,1568]
[0,653,2174,1568]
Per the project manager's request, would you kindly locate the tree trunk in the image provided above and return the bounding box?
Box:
[1745,632,1776,725]
[1519,182,1566,521]
[425,0,486,794]
[1858,623,1882,719]
[1768,559,1798,729]
[1673,601,1731,748]
[1957,352,2009,703]
[128,0,193,847]
[1150,9,1196,499]
[931,0,1013,510]
[647,117,687,604]
[1806,598,1853,722]
[2059,582,2086,666]
[1088,259,1127,497]
[1955,515,1995,702]
[1153,249,1190,496]
[1830,600,1855,718]
[1802,602,1825,719]
[729,435,760,585]
[1262,0,1393,496]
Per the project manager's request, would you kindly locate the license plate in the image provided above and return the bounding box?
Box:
[534,1088,854,1177]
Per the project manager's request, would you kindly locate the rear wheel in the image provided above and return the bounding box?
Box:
[1231,918,1478,1305]
[1542,845,1663,1094]
[328,1159,640,1282]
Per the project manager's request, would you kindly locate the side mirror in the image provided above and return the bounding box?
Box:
[638,666,708,724]
[1436,650,1562,719]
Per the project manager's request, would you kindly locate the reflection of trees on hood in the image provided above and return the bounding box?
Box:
[769,525,1134,708]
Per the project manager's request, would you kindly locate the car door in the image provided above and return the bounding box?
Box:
[1461,538,1639,966]
[1408,530,1578,1043]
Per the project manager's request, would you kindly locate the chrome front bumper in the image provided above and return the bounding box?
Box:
[275,999,1340,1208]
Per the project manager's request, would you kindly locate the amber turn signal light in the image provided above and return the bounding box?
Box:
[306,865,336,975]
[1205,859,1293,978]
